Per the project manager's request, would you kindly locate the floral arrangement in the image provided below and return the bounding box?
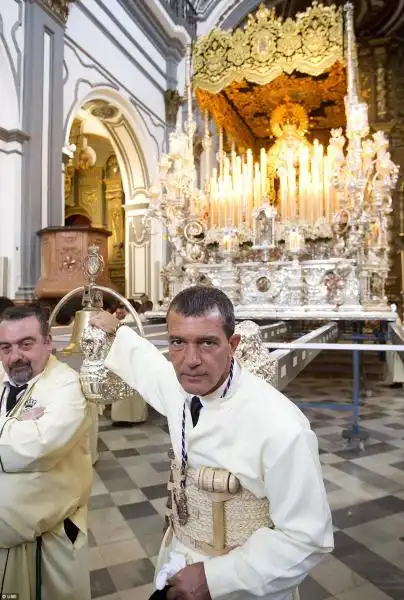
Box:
[311,218,333,241]
[237,223,253,248]
[205,226,221,249]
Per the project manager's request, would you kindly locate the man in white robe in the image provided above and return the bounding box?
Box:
[0,304,93,600]
[91,286,333,600]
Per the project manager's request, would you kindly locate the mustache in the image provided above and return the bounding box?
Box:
[10,360,31,370]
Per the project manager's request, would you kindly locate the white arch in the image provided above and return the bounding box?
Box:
[0,37,19,129]
[63,86,158,201]
[63,86,165,302]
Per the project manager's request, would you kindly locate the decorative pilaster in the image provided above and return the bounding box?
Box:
[16,0,69,299]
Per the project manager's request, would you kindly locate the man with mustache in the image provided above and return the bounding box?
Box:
[0,303,93,599]
[91,286,333,600]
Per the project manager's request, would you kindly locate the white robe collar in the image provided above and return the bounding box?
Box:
[186,360,242,408]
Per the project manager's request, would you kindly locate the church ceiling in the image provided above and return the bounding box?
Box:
[208,0,404,37]
[272,0,404,37]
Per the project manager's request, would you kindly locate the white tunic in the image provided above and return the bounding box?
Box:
[0,355,93,599]
[106,326,334,600]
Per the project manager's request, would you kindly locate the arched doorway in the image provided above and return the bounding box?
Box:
[64,114,126,292]
[62,91,161,301]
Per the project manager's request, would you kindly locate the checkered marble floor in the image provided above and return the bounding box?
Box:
[89,375,404,600]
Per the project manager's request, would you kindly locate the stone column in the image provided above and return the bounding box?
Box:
[16,0,73,299]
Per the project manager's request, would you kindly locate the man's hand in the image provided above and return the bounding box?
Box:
[89,311,120,335]
[17,407,45,421]
[167,563,211,600]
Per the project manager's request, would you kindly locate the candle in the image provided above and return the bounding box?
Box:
[254,163,261,208]
[299,144,309,222]
[218,177,223,229]
[311,143,318,224]
[260,148,267,199]
[247,149,253,228]
[242,158,248,224]
[323,154,331,221]
[318,142,324,219]
[327,144,336,216]
[204,111,211,190]
[236,156,242,226]
[286,148,295,218]
[279,166,287,220]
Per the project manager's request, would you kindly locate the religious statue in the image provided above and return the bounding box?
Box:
[111,207,123,246]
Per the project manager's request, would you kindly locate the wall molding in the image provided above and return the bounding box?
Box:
[0,127,30,143]
[118,0,187,62]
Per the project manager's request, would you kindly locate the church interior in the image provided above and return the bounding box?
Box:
[2,0,404,598]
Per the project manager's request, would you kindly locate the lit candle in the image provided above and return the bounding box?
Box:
[247,149,253,228]
[286,148,296,218]
[260,148,267,199]
[236,155,242,226]
[218,177,223,229]
[242,158,248,224]
[254,163,261,208]
[210,169,217,228]
[279,166,287,220]
[327,144,336,216]
[204,111,211,190]
[299,144,309,222]
[323,154,331,221]
[318,142,324,219]
[311,143,318,224]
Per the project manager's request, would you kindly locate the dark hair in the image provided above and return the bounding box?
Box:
[55,296,81,326]
[0,303,51,338]
[144,300,153,311]
[0,296,14,316]
[103,298,117,313]
[116,303,128,312]
[132,301,142,313]
[168,286,235,338]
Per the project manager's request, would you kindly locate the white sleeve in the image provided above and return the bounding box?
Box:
[204,428,334,598]
[0,375,89,473]
[104,325,177,417]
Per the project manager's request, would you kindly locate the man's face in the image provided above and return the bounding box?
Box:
[115,307,127,320]
[0,316,52,384]
[167,310,240,396]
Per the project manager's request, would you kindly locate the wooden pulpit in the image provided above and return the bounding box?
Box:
[35,226,114,298]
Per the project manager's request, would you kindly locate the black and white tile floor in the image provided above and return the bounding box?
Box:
[88,375,404,600]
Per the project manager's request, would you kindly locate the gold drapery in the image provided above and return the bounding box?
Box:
[192,2,343,94]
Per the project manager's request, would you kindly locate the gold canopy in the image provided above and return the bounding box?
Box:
[192,2,343,93]
[193,2,345,152]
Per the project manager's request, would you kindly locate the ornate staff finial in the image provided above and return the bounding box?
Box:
[344,2,369,138]
[82,245,104,308]
[344,2,359,105]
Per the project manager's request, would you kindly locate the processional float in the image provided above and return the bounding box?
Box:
[146,2,399,320]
